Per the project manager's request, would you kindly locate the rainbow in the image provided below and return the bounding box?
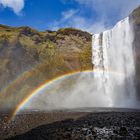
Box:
[9,69,124,121]
[10,70,87,120]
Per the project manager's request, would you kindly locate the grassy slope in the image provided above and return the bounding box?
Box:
[0,26,92,112]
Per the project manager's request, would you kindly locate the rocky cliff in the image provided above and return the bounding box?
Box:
[130,6,140,100]
[0,27,92,111]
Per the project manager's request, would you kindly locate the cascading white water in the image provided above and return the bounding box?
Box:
[22,17,139,112]
[92,17,137,107]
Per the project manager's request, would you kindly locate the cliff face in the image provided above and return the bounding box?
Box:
[0,26,92,111]
[130,6,140,100]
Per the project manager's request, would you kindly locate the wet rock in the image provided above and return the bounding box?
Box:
[3,111,140,140]
[91,127,97,136]
[119,126,128,136]
[113,129,118,134]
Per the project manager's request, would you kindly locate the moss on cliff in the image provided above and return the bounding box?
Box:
[0,26,92,111]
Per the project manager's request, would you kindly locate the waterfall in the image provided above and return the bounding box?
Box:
[92,17,137,107]
[22,17,139,112]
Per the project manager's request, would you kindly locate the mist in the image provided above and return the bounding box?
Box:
[21,16,140,112]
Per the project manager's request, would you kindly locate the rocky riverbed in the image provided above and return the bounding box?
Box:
[2,109,140,140]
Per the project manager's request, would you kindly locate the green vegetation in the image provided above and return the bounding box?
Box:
[0,25,92,112]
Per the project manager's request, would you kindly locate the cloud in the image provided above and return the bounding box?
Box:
[49,8,107,33]
[50,9,78,30]
[64,15,107,33]
[74,0,140,21]
[0,0,25,15]
[61,9,78,21]
[50,0,140,33]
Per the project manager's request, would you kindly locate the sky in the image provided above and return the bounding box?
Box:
[0,0,140,33]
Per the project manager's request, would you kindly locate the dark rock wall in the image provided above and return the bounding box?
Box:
[130,6,140,100]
